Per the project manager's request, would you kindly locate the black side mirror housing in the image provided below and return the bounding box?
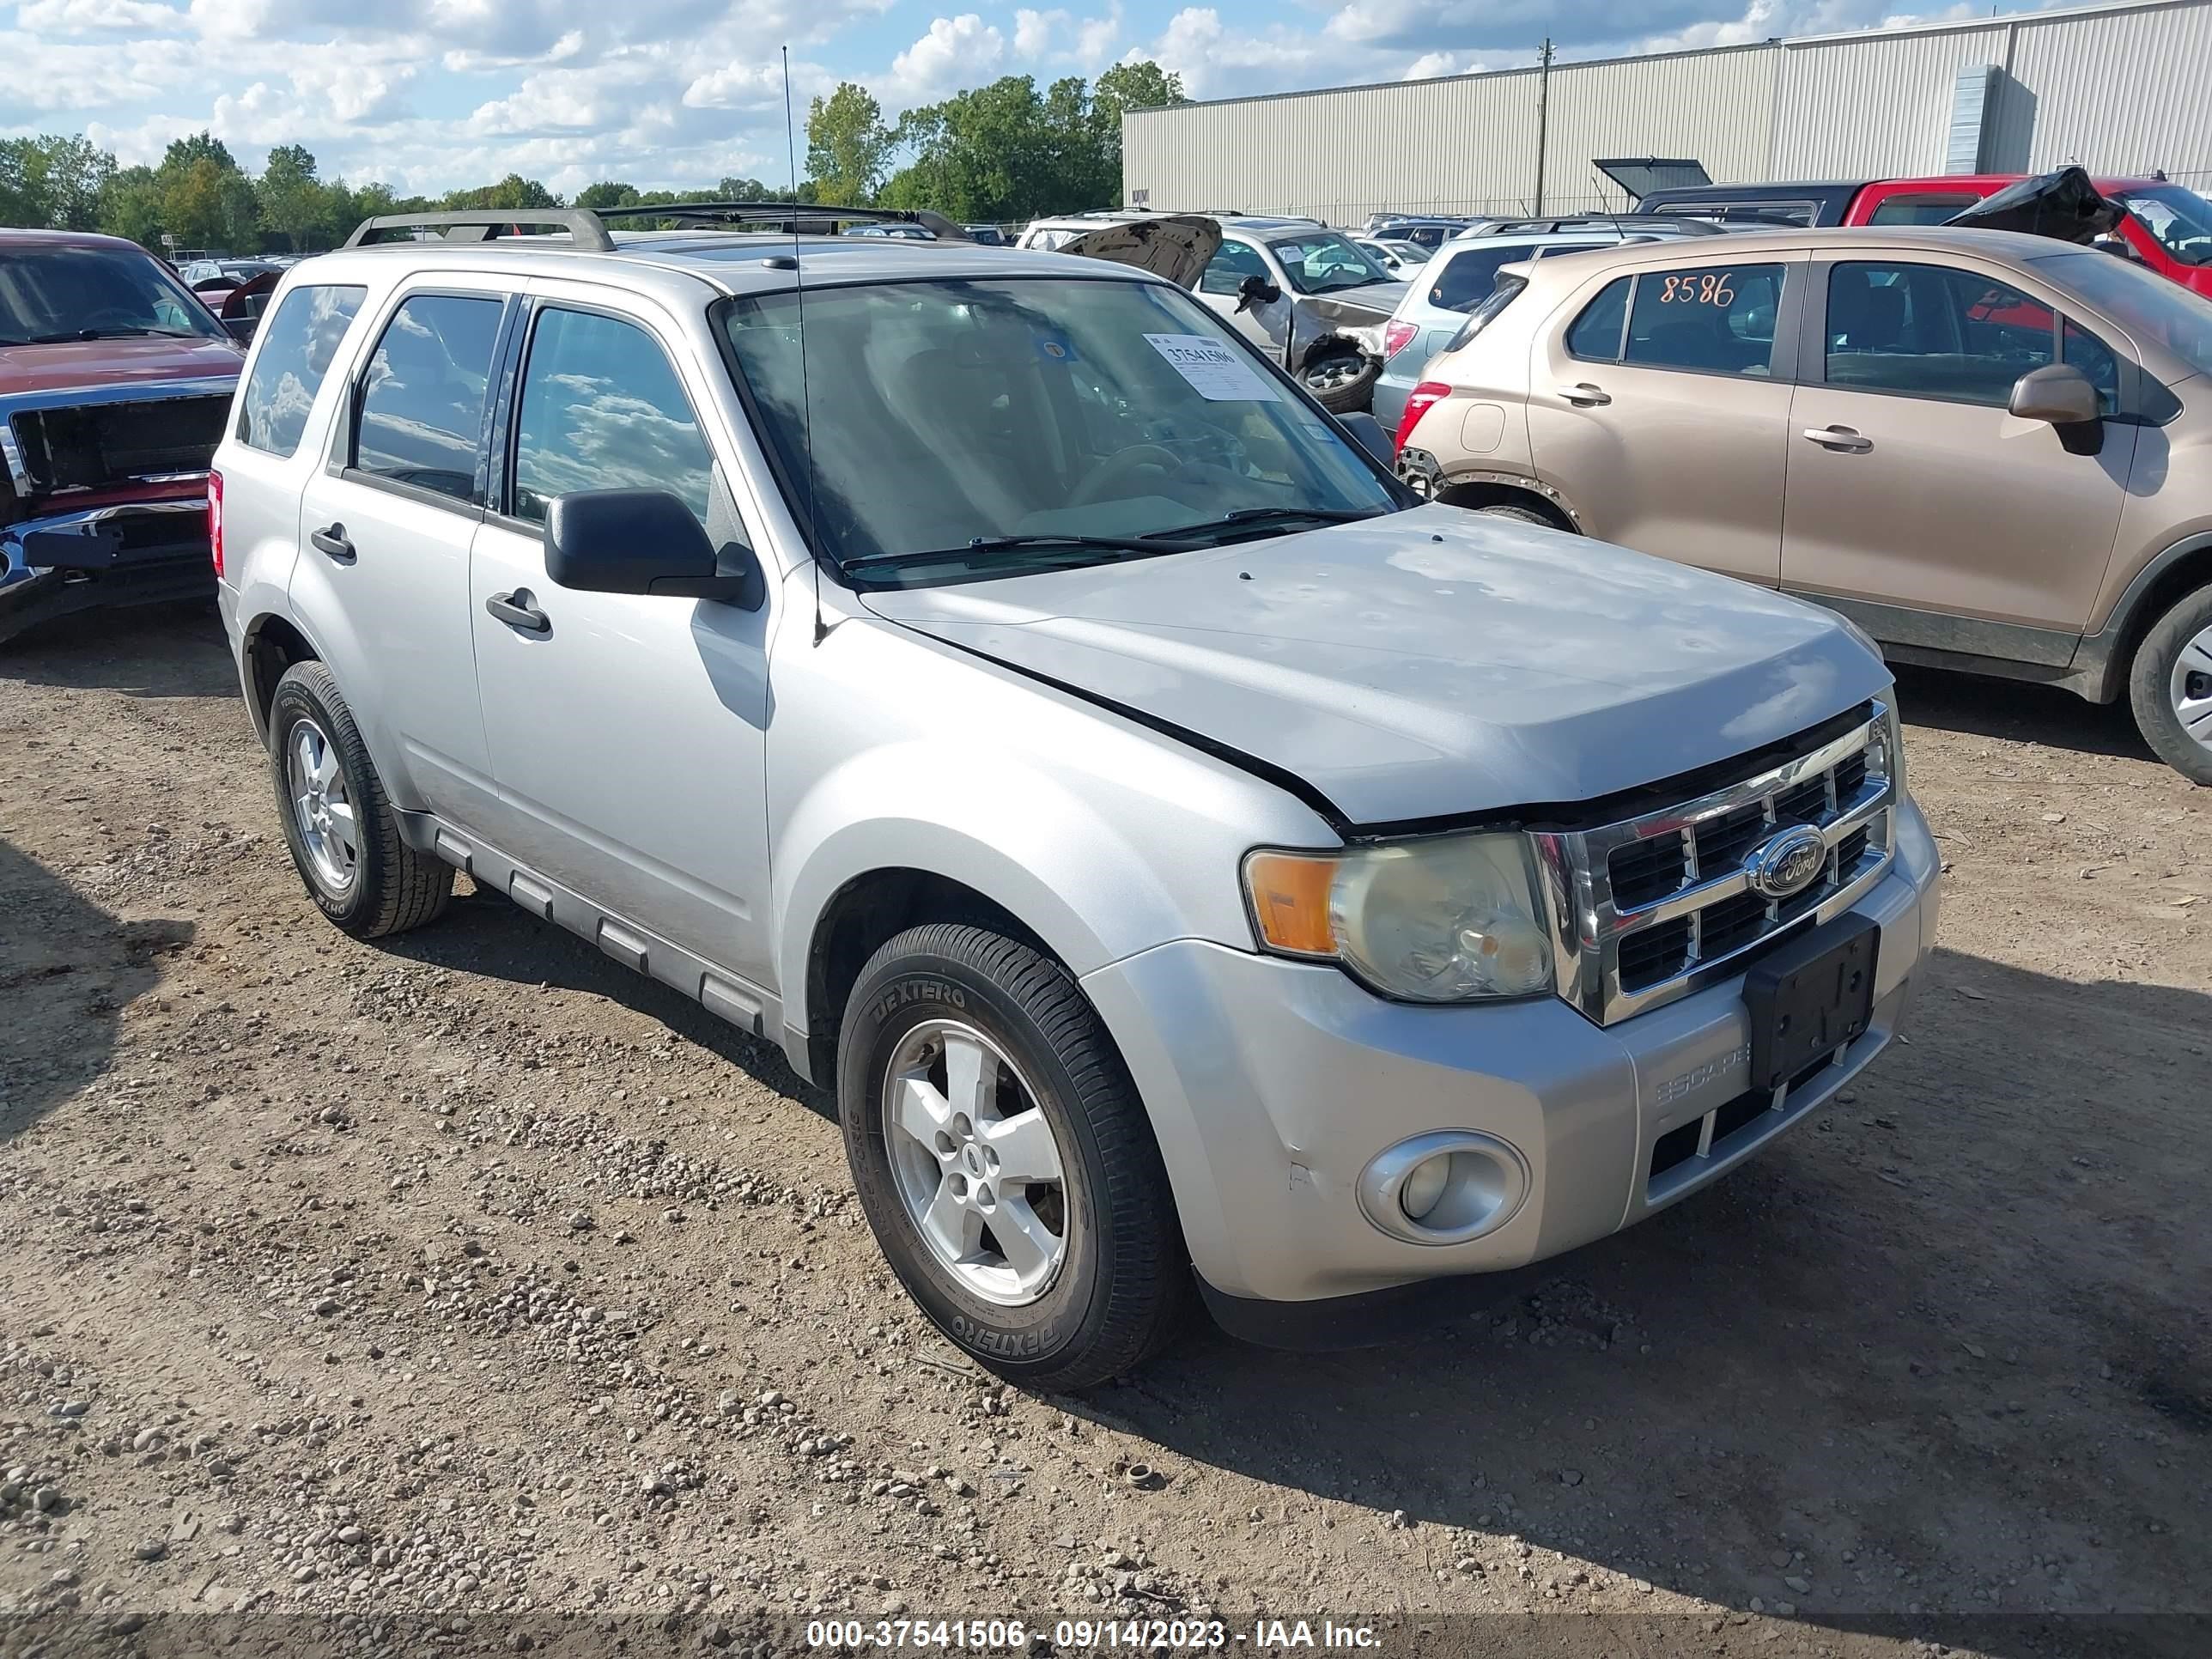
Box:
[2092,231,2142,261]
[223,318,258,345]
[1236,273,1283,314]
[544,488,765,609]
[1336,410,1395,467]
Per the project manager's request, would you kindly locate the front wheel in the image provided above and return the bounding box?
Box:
[1299,350,1380,414]
[838,924,1189,1389]
[2127,586,2212,785]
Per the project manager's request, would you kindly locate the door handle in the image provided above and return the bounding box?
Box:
[1559,383,1611,407]
[310,524,355,562]
[1801,425,1873,453]
[484,589,550,635]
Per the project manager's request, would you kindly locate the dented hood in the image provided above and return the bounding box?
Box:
[1059,216,1222,289]
[0,334,242,398]
[862,504,1890,826]
[1945,166,2121,244]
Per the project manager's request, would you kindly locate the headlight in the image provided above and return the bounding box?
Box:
[1243,832,1555,1001]
[1881,690,1907,798]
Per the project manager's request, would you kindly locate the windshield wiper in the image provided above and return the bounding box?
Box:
[26,327,161,343]
[841,532,1188,574]
[1138,506,1387,544]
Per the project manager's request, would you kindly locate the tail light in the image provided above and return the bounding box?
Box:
[1395,381,1449,451]
[1382,320,1419,360]
[208,469,224,580]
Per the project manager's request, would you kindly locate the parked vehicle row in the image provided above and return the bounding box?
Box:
[209,202,1938,1387]
[1393,225,2212,781]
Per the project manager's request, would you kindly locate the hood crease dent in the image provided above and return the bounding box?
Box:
[860,505,1891,831]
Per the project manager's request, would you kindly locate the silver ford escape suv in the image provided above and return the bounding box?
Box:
[212,203,1942,1389]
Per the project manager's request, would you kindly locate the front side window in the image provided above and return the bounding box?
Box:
[2063,319,2123,415]
[1428,245,1526,313]
[718,276,1400,585]
[1564,276,1632,360]
[353,294,506,504]
[1824,262,2056,404]
[1267,234,1391,295]
[0,245,228,345]
[1866,191,1984,226]
[2034,249,2212,376]
[511,308,714,525]
[238,283,367,458]
[1623,263,1785,376]
[2115,185,2212,266]
[1199,240,1267,296]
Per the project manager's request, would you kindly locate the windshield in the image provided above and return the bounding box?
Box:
[0,246,227,345]
[1267,234,1393,295]
[2040,250,2212,376]
[719,276,1400,585]
[2117,185,2212,267]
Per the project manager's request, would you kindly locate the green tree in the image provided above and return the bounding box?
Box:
[0,134,115,230]
[95,164,164,247]
[805,82,890,205]
[161,156,236,249]
[442,173,559,211]
[1092,61,1183,206]
[572,179,639,210]
[715,175,775,201]
[161,132,235,174]
[257,143,325,251]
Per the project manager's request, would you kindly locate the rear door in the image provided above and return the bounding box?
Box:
[465,285,777,991]
[290,282,512,826]
[1526,250,1806,585]
[1781,255,2136,649]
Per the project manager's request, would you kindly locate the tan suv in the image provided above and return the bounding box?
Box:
[1394,227,2212,781]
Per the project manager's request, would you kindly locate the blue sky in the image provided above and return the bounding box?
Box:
[1,0,2054,196]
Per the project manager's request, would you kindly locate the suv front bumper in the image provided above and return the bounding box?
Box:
[0,498,215,646]
[1081,797,1941,1321]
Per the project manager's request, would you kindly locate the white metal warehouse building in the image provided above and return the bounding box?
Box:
[1121,0,2212,226]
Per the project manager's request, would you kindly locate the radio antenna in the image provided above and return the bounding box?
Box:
[782,45,827,646]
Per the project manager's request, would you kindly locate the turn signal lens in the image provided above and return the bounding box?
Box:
[1243,850,1340,958]
[1395,380,1449,450]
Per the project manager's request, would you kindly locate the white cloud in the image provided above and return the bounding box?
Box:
[1012,3,1124,70]
[887,14,1005,103]
[18,0,185,30]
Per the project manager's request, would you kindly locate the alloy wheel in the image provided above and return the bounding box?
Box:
[285,716,359,895]
[881,1019,1069,1307]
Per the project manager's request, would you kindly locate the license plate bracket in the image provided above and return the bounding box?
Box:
[1742,914,1879,1092]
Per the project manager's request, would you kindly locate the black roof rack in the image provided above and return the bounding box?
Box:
[341,201,972,253]
[343,210,615,251]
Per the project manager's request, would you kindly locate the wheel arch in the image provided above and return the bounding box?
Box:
[2071,531,2212,703]
[240,611,323,744]
[1437,476,1581,532]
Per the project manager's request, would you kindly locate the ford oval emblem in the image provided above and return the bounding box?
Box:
[1747,824,1829,901]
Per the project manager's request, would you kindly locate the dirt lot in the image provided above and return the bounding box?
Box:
[2,602,2207,1659]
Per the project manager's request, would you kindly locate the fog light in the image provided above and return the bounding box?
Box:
[1399,1155,1450,1221]
[1358,1130,1530,1246]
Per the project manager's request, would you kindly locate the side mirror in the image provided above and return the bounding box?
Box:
[2008,363,2100,425]
[2092,231,2142,262]
[224,317,258,345]
[544,488,764,609]
[1336,410,1395,467]
[1236,273,1283,314]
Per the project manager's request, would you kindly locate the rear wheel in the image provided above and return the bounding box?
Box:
[838,924,1189,1389]
[2127,586,2212,785]
[268,661,453,937]
[1299,349,1379,414]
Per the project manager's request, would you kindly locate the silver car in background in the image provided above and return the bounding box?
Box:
[1376,229,1698,433]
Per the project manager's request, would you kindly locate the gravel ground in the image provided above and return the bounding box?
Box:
[1,602,2207,1659]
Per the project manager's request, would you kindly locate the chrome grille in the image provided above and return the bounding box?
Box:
[1535,701,1900,1025]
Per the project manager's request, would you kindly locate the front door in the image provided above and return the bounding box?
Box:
[1526,252,1804,586]
[1782,258,2136,654]
[1194,238,1291,362]
[466,295,776,990]
[289,286,512,825]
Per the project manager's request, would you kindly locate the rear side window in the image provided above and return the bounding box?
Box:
[1824,262,2055,404]
[1565,276,1631,359]
[1866,191,1982,226]
[237,284,366,458]
[1625,263,1785,376]
[1428,246,1522,312]
[512,308,714,525]
[354,294,506,505]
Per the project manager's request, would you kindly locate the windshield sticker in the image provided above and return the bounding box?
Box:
[1033,333,1080,364]
[1143,333,1282,402]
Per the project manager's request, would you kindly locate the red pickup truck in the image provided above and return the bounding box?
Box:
[1633,173,2212,298]
[1,230,241,645]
